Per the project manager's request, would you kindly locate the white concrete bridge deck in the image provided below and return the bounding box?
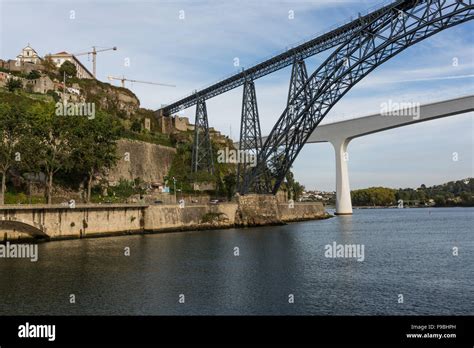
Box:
[307,95,473,214]
[253,95,474,214]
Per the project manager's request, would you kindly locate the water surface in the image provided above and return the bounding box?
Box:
[0,207,472,315]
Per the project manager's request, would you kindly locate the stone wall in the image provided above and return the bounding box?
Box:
[1,204,146,241]
[107,139,176,184]
[278,203,327,222]
[234,194,327,226]
[173,116,191,131]
[0,197,327,242]
[144,203,238,232]
[1,60,43,74]
[235,194,281,226]
[157,115,193,134]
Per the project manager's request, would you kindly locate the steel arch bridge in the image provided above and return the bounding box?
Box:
[157,0,474,194]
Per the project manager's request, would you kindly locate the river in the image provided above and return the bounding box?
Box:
[0,207,472,315]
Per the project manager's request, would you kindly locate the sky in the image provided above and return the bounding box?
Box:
[1,0,473,191]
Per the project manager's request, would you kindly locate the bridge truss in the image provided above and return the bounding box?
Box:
[242,0,474,194]
[159,0,473,193]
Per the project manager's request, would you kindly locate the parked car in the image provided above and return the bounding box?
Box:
[209,199,219,205]
[154,200,164,204]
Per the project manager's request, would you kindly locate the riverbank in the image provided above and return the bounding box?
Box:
[0,195,330,242]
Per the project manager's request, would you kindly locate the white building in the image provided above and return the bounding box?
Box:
[47,51,94,79]
[16,44,42,65]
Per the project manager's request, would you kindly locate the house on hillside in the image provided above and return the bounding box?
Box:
[4,44,45,73]
[47,52,94,79]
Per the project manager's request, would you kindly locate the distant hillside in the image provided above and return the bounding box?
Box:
[351,179,473,207]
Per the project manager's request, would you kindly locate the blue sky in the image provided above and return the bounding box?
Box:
[1,0,473,191]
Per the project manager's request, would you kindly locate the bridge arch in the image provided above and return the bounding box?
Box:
[243,0,474,194]
[0,218,49,240]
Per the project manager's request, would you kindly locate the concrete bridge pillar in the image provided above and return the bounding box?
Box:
[330,138,352,215]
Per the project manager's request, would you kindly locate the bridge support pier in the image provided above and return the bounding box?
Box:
[238,79,264,192]
[191,97,214,174]
[331,138,352,215]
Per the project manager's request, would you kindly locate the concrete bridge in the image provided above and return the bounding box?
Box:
[305,95,474,215]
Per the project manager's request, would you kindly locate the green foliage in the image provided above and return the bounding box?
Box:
[58,60,77,78]
[352,180,473,207]
[130,118,142,132]
[8,71,28,79]
[91,179,145,203]
[109,179,138,198]
[120,129,172,147]
[46,90,60,102]
[285,170,305,200]
[70,111,122,201]
[41,56,57,75]
[71,79,139,120]
[6,78,22,92]
[0,101,32,203]
[166,139,236,195]
[223,173,236,200]
[4,191,45,205]
[26,70,41,80]
[0,90,128,204]
[351,187,396,206]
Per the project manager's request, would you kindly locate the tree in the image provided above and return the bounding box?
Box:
[130,118,142,133]
[41,55,57,74]
[26,70,41,80]
[223,173,236,200]
[71,112,121,202]
[285,169,305,201]
[417,190,427,204]
[29,103,75,204]
[434,195,446,207]
[0,103,29,204]
[460,192,473,206]
[6,78,23,92]
[351,187,396,206]
[58,61,77,79]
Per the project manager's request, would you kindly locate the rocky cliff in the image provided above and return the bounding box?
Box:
[73,79,140,118]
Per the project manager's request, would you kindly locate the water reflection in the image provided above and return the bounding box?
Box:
[0,208,471,315]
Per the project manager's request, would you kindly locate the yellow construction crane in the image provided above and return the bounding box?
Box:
[107,75,176,88]
[74,46,117,78]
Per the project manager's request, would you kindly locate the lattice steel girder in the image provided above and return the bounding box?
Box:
[159,0,420,115]
[191,98,214,174]
[237,79,265,192]
[242,0,474,194]
[284,58,310,149]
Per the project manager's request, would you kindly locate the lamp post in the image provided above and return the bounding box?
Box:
[173,177,177,203]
